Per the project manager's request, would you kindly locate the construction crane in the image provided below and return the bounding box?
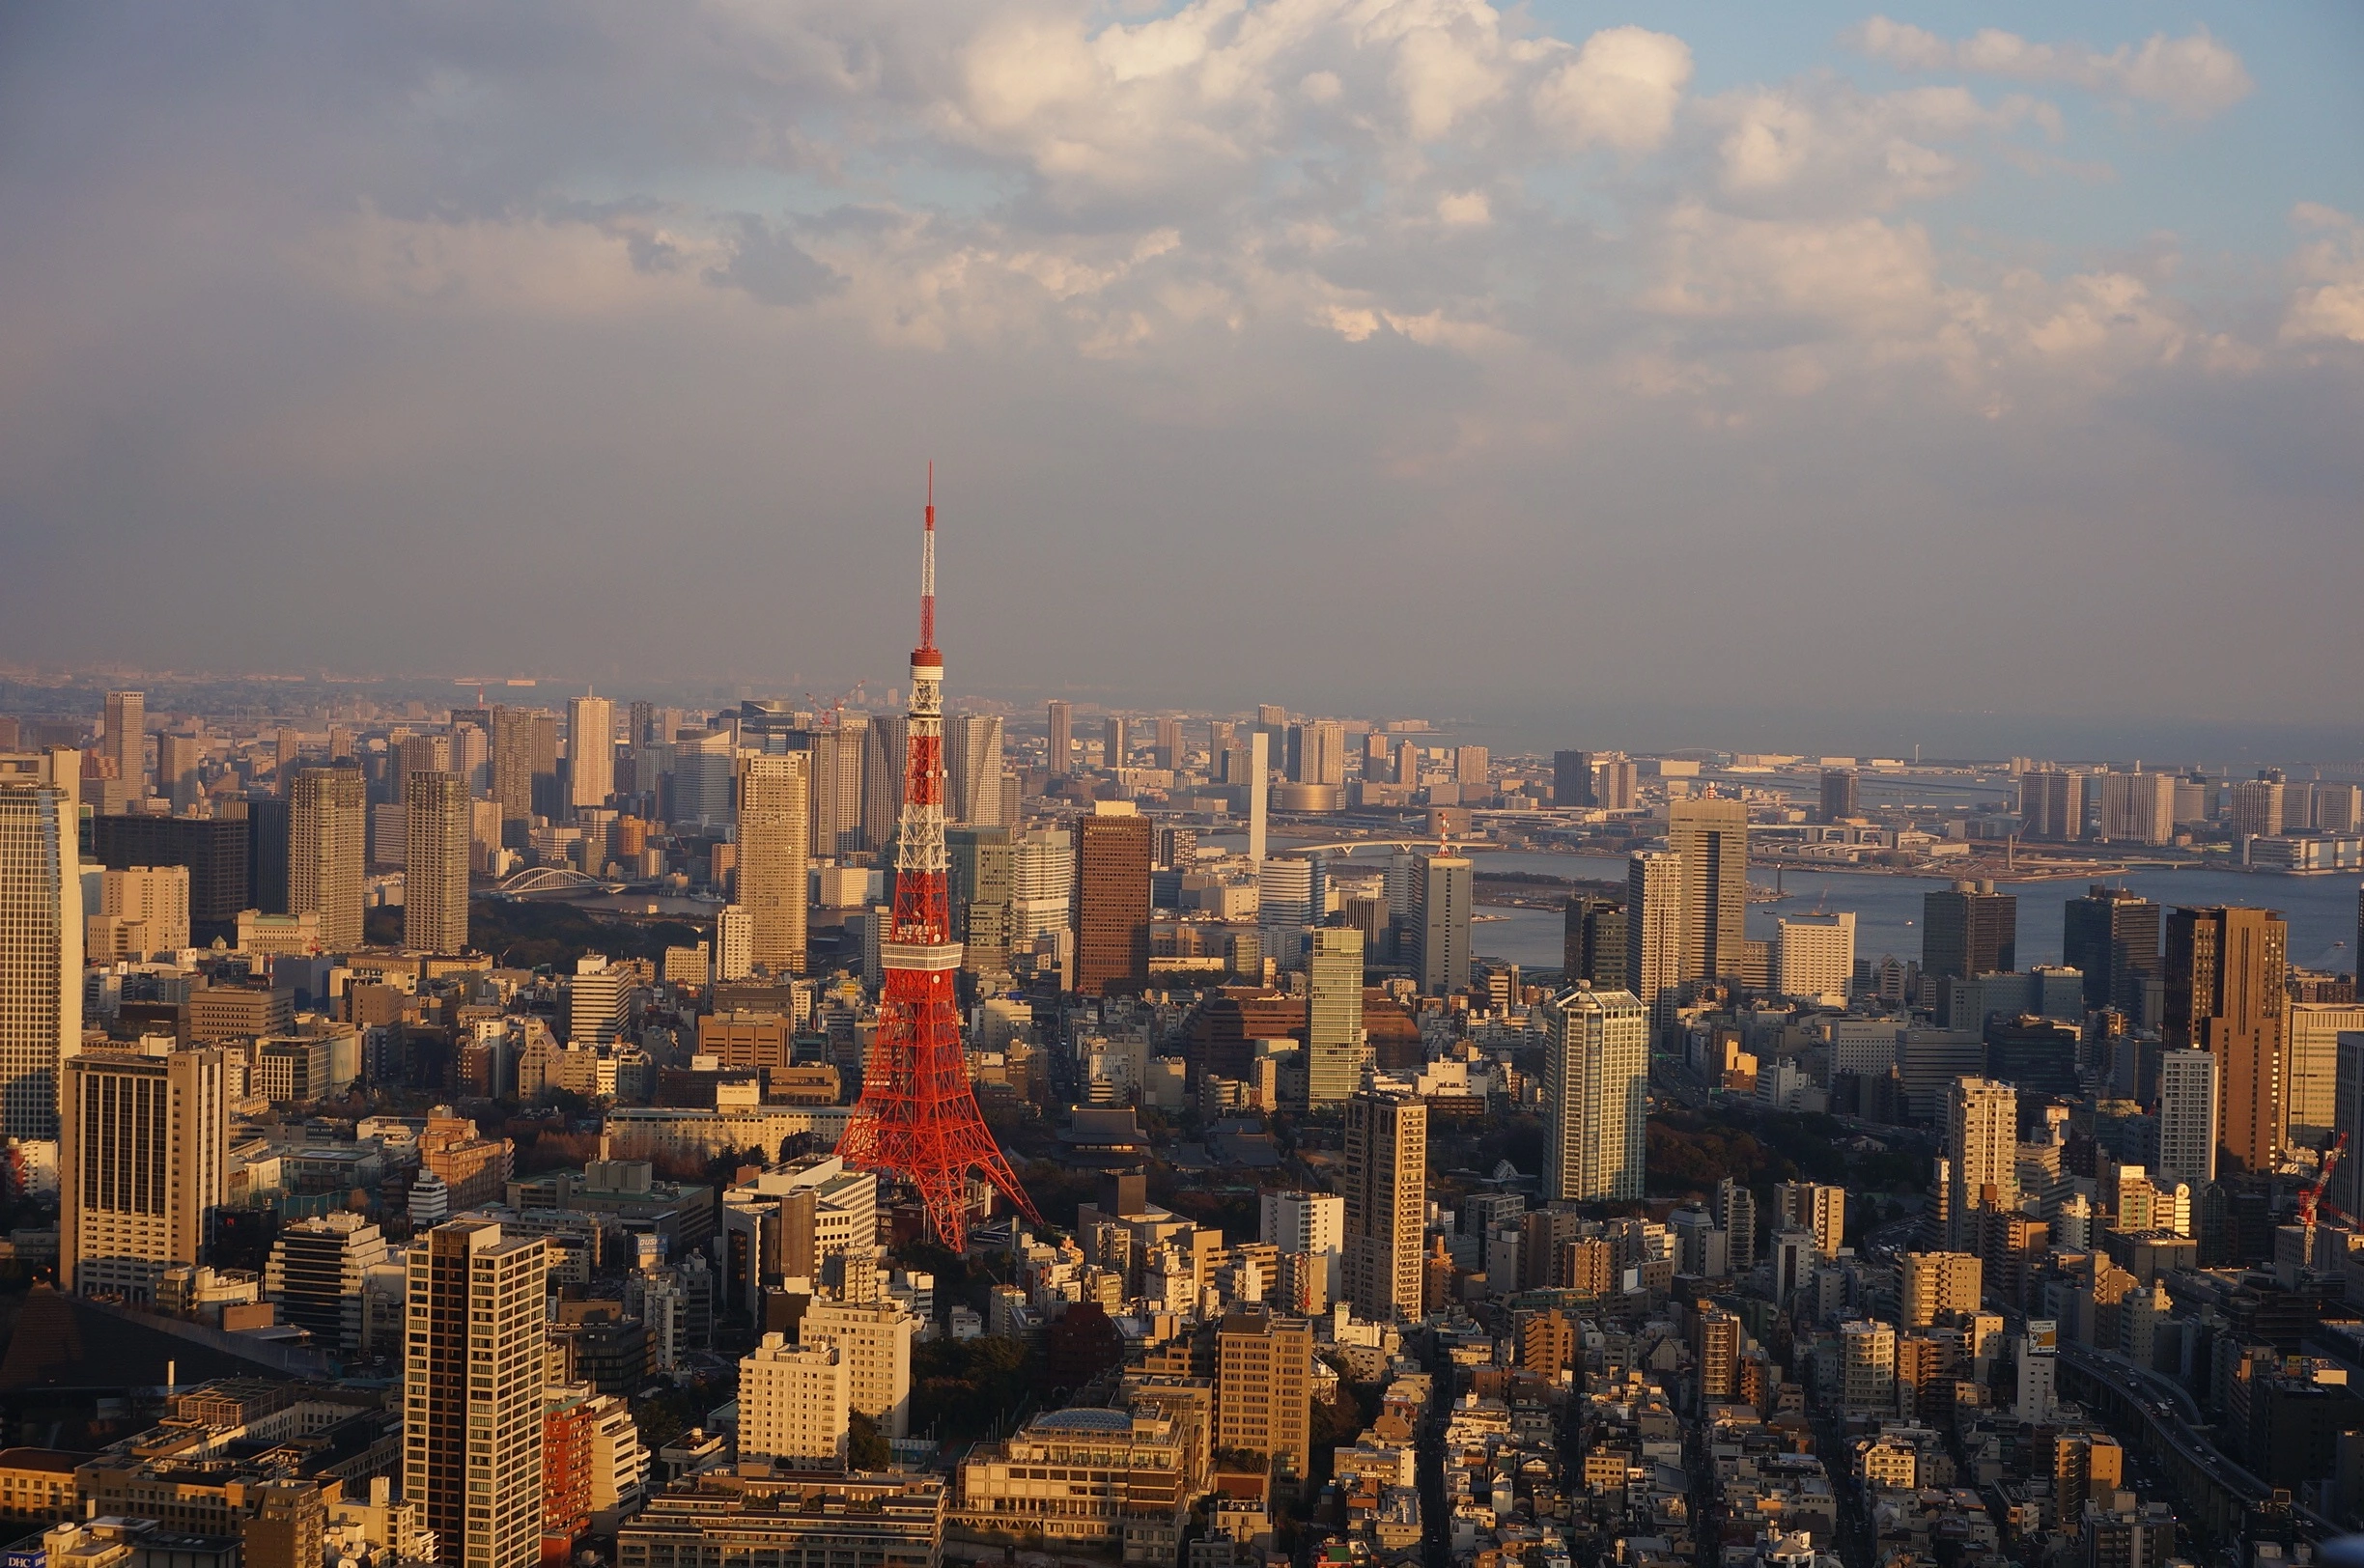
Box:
[2299,1132,2348,1228]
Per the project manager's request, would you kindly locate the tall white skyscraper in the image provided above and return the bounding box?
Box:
[738,753,810,976]
[2155,1049,2219,1192]
[1011,826,1076,940]
[291,767,366,950]
[1943,1077,2019,1249]
[1247,730,1269,866]
[404,770,470,956]
[669,728,736,829]
[946,714,1006,827]
[61,1045,227,1300]
[1412,853,1472,996]
[1626,850,1684,1027]
[567,695,615,812]
[715,905,754,982]
[1541,986,1650,1202]
[1305,926,1365,1106]
[0,770,82,1138]
[405,1219,548,1568]
[810,719,867,856]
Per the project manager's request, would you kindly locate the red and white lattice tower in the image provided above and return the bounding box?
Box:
[835,469,1041,1250]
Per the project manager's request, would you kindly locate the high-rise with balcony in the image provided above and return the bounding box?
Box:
[61,1045,227,1300]
[1625,850,1684,1027]
[1943,1078,2019,1250]
[737,752,810,976]
[492,707,560,844]
[290,768,366,951]
[2155,1049,2219,1192]
[1343,1087,1424,1320]
[1541,986,1649,1202]
[405,1219,548,1568]
[8,769,89,1122]
[404,770,470,956]
[567,696,614,813]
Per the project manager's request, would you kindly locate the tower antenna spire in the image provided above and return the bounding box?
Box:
[919,462,936,657]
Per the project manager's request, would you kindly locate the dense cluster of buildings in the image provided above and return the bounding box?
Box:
[4,665,2364,1568]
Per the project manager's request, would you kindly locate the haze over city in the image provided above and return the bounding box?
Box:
[4,4,2361,752]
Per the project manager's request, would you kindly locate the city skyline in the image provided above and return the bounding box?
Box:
[3,5,2359,738]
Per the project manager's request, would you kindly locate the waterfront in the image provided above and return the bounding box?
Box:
[1301,842,2360,977]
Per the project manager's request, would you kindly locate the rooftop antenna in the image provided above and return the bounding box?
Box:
[918,460,937,658]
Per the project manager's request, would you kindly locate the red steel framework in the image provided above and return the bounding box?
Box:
[835,469,1040,1250]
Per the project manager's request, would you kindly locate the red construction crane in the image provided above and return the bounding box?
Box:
[834,468,1040,1251]
[2299,1133,2348,1228]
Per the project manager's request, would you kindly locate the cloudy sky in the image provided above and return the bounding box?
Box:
[3,2,2359,752]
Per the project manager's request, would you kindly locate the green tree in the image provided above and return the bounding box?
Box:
[848,1411,891,1470]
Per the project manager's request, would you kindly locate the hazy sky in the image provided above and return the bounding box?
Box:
[3,3,2359,750]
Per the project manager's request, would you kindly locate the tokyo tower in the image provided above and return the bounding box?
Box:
[834,470,1041,1251]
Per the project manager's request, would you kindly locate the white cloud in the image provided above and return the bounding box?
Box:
[1848,15,2252,118]
[1531,25,1693,152]
[2282,204,2364,346]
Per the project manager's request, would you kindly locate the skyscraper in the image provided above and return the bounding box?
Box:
[491,707,559,844]
[860,714,909,851]
[1046,701,1073,775]
[946,826,1015,982]
[736,752,810,977]
[1541,986,1649,1202]
[1818,770,1859,823]
[945,714,1005,827]
[2155,1049,2219,1192]
[2017,770,2086,842]
[90,812,248,944]
[290,768,366,951]
[1625,850,1684,1025]
[1668,798,1748,984]
[2063,884,2162,1017]
[405,1219,549,1568]
[1343,1087,1424,1321]
[1562,895,1627,989]
[157,731,205,814]
[1924,880,2016,986]
[1214,1305,1313,1480]
[404,770,470,956]
[1942,1078,2018,1250]
[1287,721,1345,788]
[1411,853,1472,996]
[567,695,614,813]
[1,765,80,1141]
[61,1045,227,1300]
[1074,802,1152,996]
[2164,905,2288,1173]
[104,690,145,798]
[1103,715,1127,770]
[2097,771,2176,847]
[1246,730,1268,866]
[1153,717,1182,772]
[1597,757,1639,811]
[1305,927,1365,1106]
[810,715,868,856]
[671,728,737,830]
[1552,750,1594,808]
